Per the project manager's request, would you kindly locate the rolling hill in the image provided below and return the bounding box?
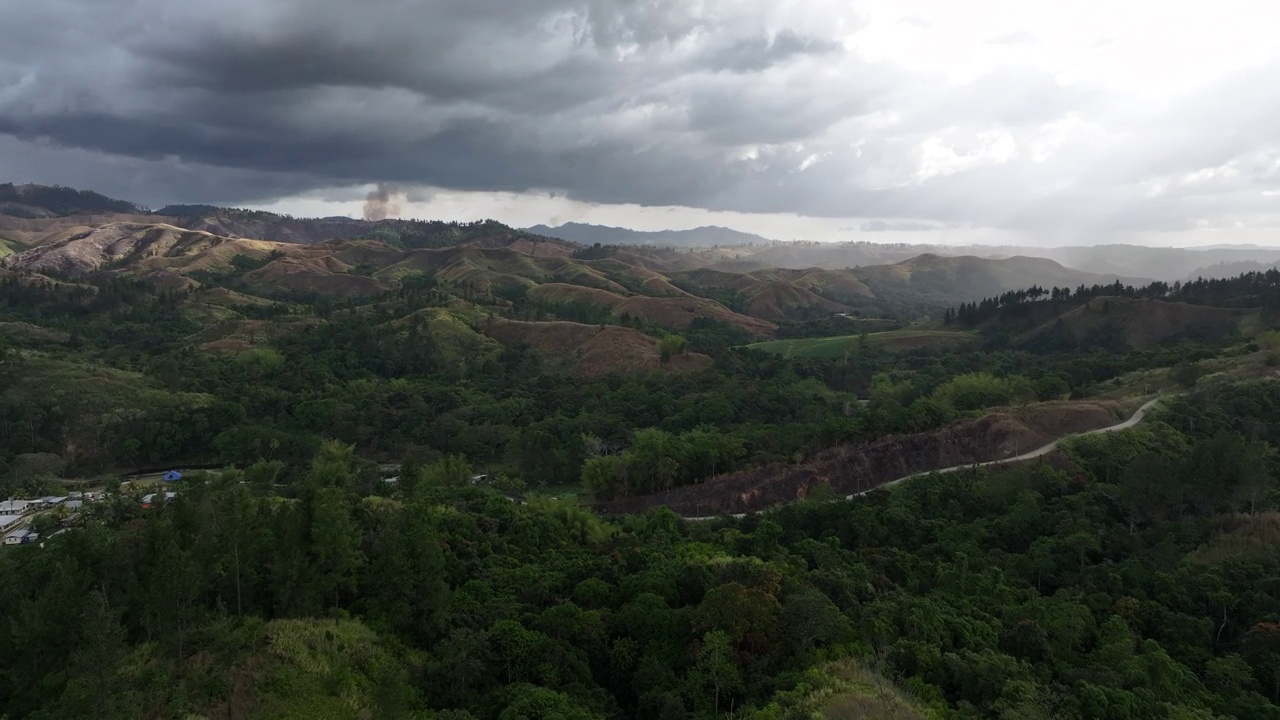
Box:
[481,318,714,374]
[527,222,771,247]
[849,253,1150,302]
[526,283,778,337]
[748,329,977,358]
[0,222,286,277]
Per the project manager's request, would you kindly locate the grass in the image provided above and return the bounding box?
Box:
[761,659,939,720]
[530,483,581,501]
[747,329,975,359]
[5,353,211,416]
[0,238,14,258]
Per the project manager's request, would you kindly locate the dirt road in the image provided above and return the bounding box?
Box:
[845,395,1165,499]
[686,395,1166,520]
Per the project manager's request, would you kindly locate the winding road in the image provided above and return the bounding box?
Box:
[685,395,1167,520]
[845,394,1166,499]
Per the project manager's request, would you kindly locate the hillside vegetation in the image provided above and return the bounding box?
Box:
[748,329,976,359]
[5,183,1280,719]
[0,182,147,217]
[4,383,1280,718]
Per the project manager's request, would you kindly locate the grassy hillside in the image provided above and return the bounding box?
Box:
[27,616,424,720]
[527,282,777,337]
[748,328,975,358]
[380,307,503,371]
[241,256,390,298]
[669,267,872,322]
[758,660,937,719]
[0,354,213,469]
[483,318,713,374]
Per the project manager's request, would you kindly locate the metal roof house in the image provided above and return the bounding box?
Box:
[141,492,178,509]
[3,528,39,545]
[0,500,32,515]
[0,515,21,532]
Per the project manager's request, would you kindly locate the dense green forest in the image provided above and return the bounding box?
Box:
[2,382,1280,718]
[0,270,1233,495]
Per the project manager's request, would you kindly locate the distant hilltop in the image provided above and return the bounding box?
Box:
[526,222,773,248]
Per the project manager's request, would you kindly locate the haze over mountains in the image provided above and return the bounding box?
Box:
[528,219,1280,281]
[5,184,1280,308]
[525,222,773,248]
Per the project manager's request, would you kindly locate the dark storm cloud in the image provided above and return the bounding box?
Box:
[0,0,885,210]
[0,0,1277,235]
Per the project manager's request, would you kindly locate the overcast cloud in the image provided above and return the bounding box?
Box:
[1,0,1278,244]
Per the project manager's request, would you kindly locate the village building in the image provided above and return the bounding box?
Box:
[0,500,33,515]
[141,492,178,509]
[3,528,39,545]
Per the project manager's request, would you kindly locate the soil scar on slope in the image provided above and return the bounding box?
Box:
[597,397,1155,518]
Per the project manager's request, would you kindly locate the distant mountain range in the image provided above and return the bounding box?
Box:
[525,222,772,248]
[5,183,1280,284]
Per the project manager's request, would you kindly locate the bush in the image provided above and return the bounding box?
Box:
[931,373,1033,412]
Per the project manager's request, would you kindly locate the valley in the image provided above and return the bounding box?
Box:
[3,185,1280,720]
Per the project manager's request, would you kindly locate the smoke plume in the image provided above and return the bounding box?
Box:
[363,183,402,221]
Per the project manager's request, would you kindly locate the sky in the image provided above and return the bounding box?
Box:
[1,0,1278,246]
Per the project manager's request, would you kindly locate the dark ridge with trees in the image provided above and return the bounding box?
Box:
[946,270,1280,327]
[0,183,148,217]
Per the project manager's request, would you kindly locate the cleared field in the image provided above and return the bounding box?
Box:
[747,328,975,358]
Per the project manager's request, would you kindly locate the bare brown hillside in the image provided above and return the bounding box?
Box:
[241,257,389,298]
[614,295,777,337]
[0,222,285,277]
[0,213,162,247]
[597,400,1132,516]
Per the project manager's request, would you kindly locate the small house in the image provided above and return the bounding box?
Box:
[0,500,32,515]
[64,500,84,511]
[41,496,67,507]
[3,528,38,545]
[0,515,21,532]
[141,492,177,509]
